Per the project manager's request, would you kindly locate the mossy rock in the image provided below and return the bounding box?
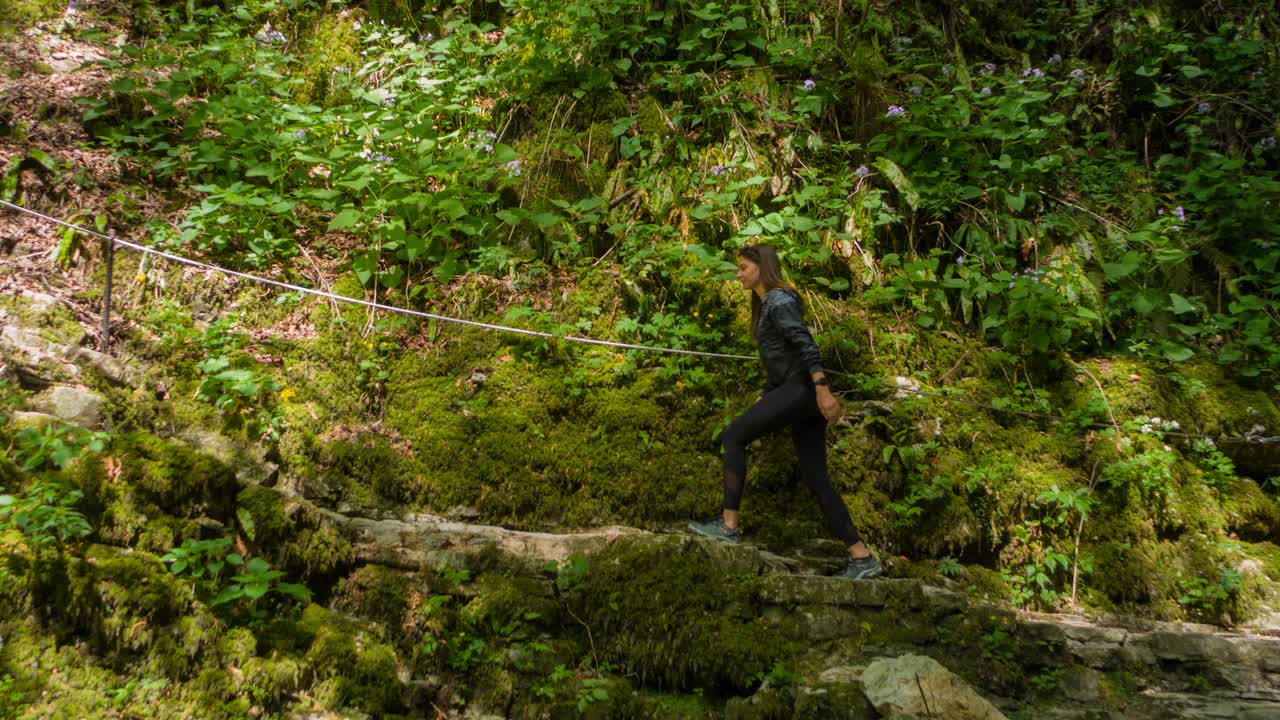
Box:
[725,686,794,720]
[62,433,237,553]
[574,537,789,692]
[333,564,416,629]
[114,432,239,518]
[7,545,200,669]
[236,487,355,578]
[0,291,85,346]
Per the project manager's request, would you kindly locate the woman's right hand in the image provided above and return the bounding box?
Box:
[816,387,841,422]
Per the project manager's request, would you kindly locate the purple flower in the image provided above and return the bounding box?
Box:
[855,165,870,178]
[885,104,906,118]
[955,256,965,265]
[802,78,816,91]
[1260,241,1272,249]
[486,131,496,140]
[1070,68,1086,82]
[506,159,524,177]
[909,86,922,95]
[1157,208,1164,215]
[427,33,434,41]
[1048,54,1062,65]
[1174,206,1186,222]
[1197,102,1212,114]
[293,129,307,140]
[980,87,992,96]
[1259,137,1278,150]
[1021,67,1044,79]
[68,0,77,8]
[353,21,361,30]
[710,164,727,176]
[482,143,493,153]
[982,63,996,74]
[942,65,953,77]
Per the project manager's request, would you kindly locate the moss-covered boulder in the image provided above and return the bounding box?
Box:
[573,537,791,692]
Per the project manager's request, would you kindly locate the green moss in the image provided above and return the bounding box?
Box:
[725,687,793,720]
[0,291,85,346]
[575,538,789,692]
[305,619,404,714]
[291,13,362,105]
[1220,478,1280,541]
[334,564,414,628]
[237,486,291,544]
[63,433,237,551]
[233,487,354,578]
[116,433,239,517]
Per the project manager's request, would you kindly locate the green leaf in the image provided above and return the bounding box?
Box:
[276,582,312,601]
[1217,344,1244,364]
[1179,65,1205,78]
[1169,293,1197,315]
[1163,345,1194,363]
[436,197,467,221]
[236,508,256,542]
[327,209,361,231]
[1102,251,1140,280]
[351,253,377,285]
[530,212,563,229]
[874,158,919,210]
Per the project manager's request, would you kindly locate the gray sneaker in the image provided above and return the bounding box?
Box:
[843,555,884,580]
[687,517,741,544]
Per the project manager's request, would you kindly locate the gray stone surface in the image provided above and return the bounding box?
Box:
[860,654,1007,720]
[30,384,105,428]
[794,666,877,720]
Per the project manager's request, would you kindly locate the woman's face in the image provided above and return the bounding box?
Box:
[736,257,761,289]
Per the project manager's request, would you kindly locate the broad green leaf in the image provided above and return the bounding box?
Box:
[874,158,919,210]
[236,508,256,542]
[327,209,361,231]
[1169,293,1197,315]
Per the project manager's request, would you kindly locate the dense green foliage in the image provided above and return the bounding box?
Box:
[78,0,1280,382]
[3,0,1280,717]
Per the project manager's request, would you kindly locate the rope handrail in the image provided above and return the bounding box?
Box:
[3,198,1277,447]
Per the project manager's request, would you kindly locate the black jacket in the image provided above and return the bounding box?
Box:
[757,287,824,389]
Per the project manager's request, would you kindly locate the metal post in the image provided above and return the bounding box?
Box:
[100,237,114,354]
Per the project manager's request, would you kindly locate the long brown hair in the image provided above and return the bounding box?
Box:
[739,244,802,341]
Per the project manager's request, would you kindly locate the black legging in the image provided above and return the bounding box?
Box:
[718,377,862,546]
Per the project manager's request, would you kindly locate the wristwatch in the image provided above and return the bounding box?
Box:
[814,377,830,387]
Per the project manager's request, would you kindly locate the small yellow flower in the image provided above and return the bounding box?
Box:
[279,388,296,402]
[135,273,147,283]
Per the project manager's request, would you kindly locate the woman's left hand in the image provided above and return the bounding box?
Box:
[816,387,841,422]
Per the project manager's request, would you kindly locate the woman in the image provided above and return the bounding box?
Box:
[688,244,883,580]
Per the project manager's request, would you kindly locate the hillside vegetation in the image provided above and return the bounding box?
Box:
[1,0,1278,718]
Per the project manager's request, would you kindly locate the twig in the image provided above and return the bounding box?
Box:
[564,603,599,671]
[1069,359,1119,431]
[938,349,971,383]
[914,673,934,719]
[1071,458,1101,606]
